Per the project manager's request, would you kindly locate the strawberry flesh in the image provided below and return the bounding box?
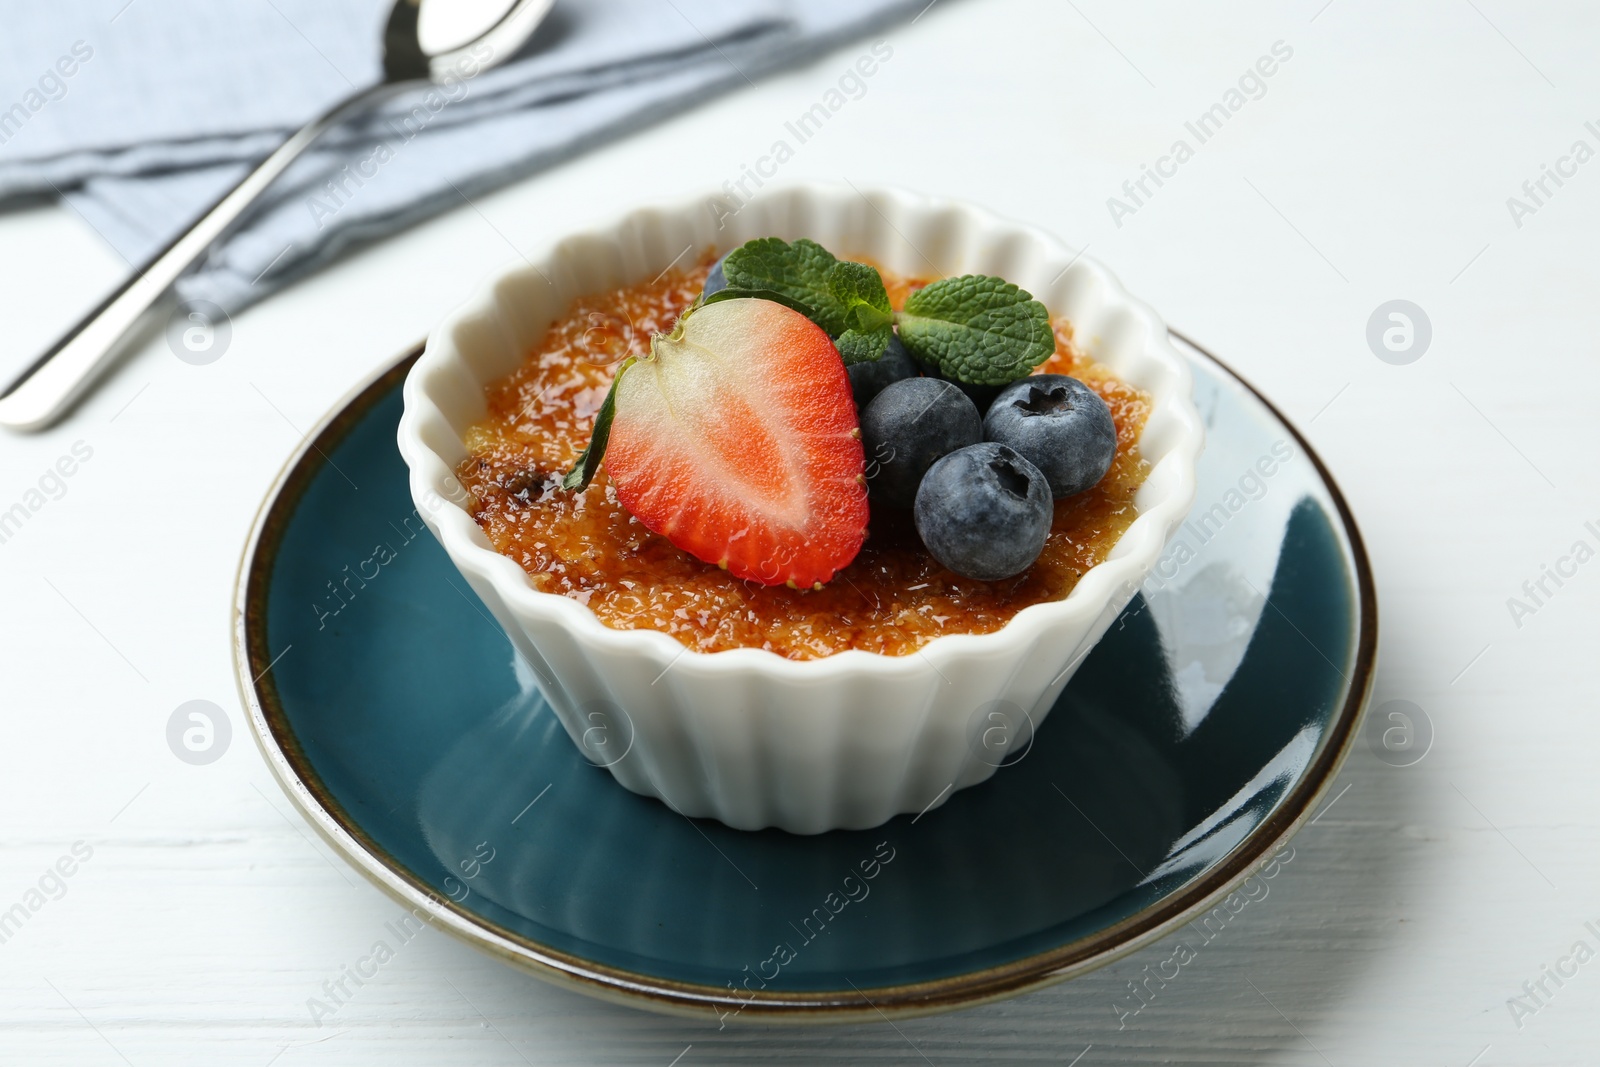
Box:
[604,298,868,587]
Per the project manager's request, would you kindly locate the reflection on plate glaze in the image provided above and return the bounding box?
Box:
[1141,357,1345,742]
[1138,495,1354,886]
[1145,563,1266,738]
[1139,725,1317,885]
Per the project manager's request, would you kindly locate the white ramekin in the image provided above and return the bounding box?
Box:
[397,183,1202,834]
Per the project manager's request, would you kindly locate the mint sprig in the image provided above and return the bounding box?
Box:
[711,238,1055,385]
[896,275,1055,385]
[707,241,894,365]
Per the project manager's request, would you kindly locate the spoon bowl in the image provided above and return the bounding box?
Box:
[389,0,555,82]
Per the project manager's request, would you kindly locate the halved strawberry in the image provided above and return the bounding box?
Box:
[571,297,868,588]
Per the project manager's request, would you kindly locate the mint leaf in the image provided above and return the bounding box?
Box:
[895,276,1054,386]
[827,261,891,326]
[826,261,892,365]
[721,238,848,335]
[561,357,633,491]
[835,328,892,365]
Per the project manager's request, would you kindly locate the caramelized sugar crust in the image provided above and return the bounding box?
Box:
[458,255,1150,660]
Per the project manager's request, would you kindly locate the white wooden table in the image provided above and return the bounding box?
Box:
[2,1,1594,1062]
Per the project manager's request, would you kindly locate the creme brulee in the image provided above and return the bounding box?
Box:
[458,254,1150,660]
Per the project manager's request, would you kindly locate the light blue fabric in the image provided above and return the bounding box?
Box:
[0,0,922,312]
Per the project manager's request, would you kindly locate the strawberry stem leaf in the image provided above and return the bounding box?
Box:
[561,357,634,492]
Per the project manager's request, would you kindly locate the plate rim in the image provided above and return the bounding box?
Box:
[232,332,1378,1024]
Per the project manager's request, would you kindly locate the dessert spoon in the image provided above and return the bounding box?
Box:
[0,0,555,431]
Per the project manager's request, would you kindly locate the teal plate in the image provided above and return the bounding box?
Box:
[235,334,1375,1023]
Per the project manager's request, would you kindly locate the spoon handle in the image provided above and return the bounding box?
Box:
[0,85,388,431]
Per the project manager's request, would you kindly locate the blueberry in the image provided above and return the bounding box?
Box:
[703,252,730,297]
[982,374,1116,498]
[847,332,918,410]
[912,359,1004,415]
[914,443,1052,581]
[860,377,982,510]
